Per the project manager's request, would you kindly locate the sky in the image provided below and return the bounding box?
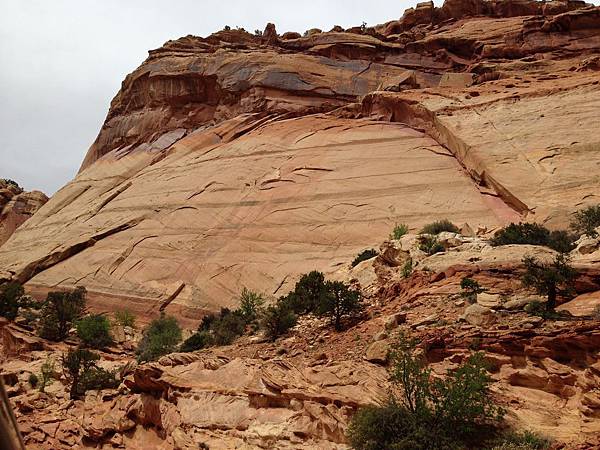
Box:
[1,0,597,195]
[0,0,426,195]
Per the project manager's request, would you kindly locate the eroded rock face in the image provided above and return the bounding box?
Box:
[0,180,48,247]
[0,0,599,321]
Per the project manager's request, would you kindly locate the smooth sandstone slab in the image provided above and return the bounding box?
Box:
[0,115,500,321]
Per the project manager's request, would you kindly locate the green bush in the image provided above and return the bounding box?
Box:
[136,314,182,362]
[490,430,552,450]
[0,282,25,320]
[114,310,136,328]
[352,249,378,268]
[28,373,38,388]
[571,204,600,238]
[420,220,458,235]
[401,259,413,278]
[38,287,87,341]
[211,309,247,345]
[348,401,453,450]
[490,223,576,253]
[238,288,265,323]
[391,224,409,240]
[62,348,118,399]
[76,314,113,349]
[180,330,213,353]
[522,253,577,311]
[348,336,504,449]
[261,302,297,341]
[1,178,21,190]
[461,278,484,303]
[418,235,444,256]
[38,357,55,393]
[317,281,363,331]
[281,271,329,314]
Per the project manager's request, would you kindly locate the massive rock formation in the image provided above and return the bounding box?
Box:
[0,180,47,247]
[0,0,599,322]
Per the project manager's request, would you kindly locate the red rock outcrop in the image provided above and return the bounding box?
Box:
[0,180,48,247]
[0,0,599,321]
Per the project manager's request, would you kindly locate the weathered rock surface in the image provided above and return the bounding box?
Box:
[0,180,48,247]
[0,0,599,322]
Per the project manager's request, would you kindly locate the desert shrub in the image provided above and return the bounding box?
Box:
[238,288,265,323]
[180,330,213,353]
[490,223,576,253]
[28,373,38,388]
[420,219,459,235]
[419,235,444,255]
[62,348,118,399]
[347,401,451,450]
[38,357,55,393]
[391,224,409,240]
[490,430,551,450]
[548,230,578,253]
[114,310,136,328]
[317,281,362,331]
[76,314,113,349]
[211,309,247,345]
[182,290,266,353]
[522,253,577,311]
[348,336,504,449]
[136,314,182,362]
[0,282,25,320]
[1,178,21,190]
[571,204,600,238]
[261,301,297,341]
[401,259,413,278]
[38,287,87,341]
[523,300,565,320]
[281,271,329,314]
[352,249,378,267]
[461,278,485,303]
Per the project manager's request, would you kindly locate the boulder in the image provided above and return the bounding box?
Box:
[476,292,503,308]
[385,312,407,330]
[460,304,496,327]
[365,341,390,364]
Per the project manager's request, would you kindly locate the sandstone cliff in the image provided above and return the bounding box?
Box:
[0,0,599,322]
[0,180,48,247]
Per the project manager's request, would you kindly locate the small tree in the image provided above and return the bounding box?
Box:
[62,348,118,399]
[317,281,362,331]
[460,277,485,303]
[283,271,329,314]
[348,336,504,449]
[136,313,182,362]
[38,357,55,393]
[388,336,431,417]
[180,330,213,353]
[571,204,600,238]
[38,287,86,341]
[0,282,25,320]
[238,288,264,323]
[76,314,113,349]
[430,353,504,439]
[211,309,246,345]
[261,302,297,341]
[522,253,577,311]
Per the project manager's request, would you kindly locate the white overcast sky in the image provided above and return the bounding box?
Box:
[0,0,597,194]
